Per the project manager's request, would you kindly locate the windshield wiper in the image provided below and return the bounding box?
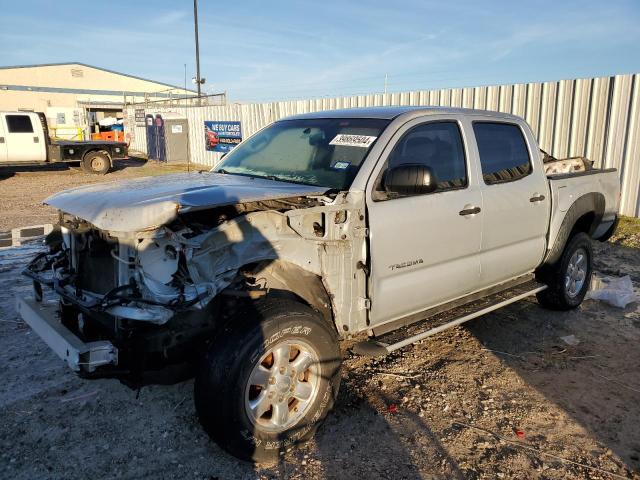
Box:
[215,169,319,187]
[214,169,276,182]
[253,174,319,187]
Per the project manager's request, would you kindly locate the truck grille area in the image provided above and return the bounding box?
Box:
[74,231,119,294]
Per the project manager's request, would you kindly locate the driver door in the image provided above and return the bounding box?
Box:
[366,116,483,328]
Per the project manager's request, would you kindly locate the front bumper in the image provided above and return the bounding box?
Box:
[16,297,117,372]
[23,252,177,325]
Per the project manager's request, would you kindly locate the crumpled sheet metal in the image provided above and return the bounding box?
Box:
[187,211,321,298]
[44,172,328,232]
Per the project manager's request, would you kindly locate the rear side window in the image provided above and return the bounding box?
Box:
[473,122,531,184]
[6,115,34,133]
[381,121,467,194]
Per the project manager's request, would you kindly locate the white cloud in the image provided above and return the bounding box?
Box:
[149,10,189,26]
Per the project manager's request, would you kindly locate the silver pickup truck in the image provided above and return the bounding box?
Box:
[18,107,619,462]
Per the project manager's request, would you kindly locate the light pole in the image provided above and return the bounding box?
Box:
[193,0,204,103]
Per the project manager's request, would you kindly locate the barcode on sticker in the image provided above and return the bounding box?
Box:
[329,134,377,148]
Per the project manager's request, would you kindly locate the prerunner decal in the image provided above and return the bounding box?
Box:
[329,134,377,148]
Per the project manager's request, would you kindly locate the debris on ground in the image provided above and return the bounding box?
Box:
[587,275,638,308]
[560,335,580,346]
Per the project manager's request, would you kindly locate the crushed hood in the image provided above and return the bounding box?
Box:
[45,172,329,232]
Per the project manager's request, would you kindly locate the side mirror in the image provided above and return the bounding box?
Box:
[384,164,438,196]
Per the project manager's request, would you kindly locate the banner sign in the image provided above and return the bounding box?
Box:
[134,108,146,126]
[204,121,242,153]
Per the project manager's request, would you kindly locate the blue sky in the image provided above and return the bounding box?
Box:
[1,0,639,102]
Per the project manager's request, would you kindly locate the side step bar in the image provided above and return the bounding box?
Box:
[353,280,547,357]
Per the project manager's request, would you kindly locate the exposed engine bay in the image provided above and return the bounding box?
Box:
[23,192,368,384]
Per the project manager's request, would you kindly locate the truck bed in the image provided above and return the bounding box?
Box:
[53,140,127,147]
[547,167,619,248]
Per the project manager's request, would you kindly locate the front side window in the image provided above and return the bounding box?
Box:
[376,121,467,197]
[473,122,532,184]
[6,115,34,133]
[215,118,390,190]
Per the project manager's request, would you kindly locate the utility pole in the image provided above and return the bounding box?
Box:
[183,63,188,114]
[384,73,388,95]
[193,0,202,104]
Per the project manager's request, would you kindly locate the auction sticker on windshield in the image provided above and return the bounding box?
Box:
[332,161,351,169]
[329,134,377,148]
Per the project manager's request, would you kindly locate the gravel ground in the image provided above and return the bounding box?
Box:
[0,166,639,479]
[0,158,193,231]
[0,239,638,479]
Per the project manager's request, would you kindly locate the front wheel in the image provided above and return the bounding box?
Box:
[194,297,341,463]
[536,232,593,310]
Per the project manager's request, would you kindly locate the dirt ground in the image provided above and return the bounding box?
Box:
[0,158,194,231]
[0,165,639,479]
[0,245,638,479]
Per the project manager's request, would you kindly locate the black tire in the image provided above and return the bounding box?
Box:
[82,151,111,175]
[536,232,593,310]
[194,297,341,463]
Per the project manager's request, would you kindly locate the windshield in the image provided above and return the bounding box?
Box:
[214,118,390,190]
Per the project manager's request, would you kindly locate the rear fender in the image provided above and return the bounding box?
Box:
[543,192,605,266]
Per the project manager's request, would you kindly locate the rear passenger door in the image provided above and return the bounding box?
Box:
[367,116,483,327]
[472,120,550,287]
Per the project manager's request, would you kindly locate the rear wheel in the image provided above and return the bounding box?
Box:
[82,151,111,175]
[536,232,592,310]
[194,297,341,463]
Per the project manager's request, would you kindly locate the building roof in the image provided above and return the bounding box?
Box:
[285,106,522,121]
[0,62,197,94]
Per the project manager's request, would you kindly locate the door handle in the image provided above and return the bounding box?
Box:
[33,136,39,143]
[459,206,481,216]
[0,137,4,143]
[529,194,545,203]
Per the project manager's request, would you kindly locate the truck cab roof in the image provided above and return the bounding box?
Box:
[284,106,524,122]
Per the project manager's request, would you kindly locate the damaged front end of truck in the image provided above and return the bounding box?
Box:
[19,176,369,387]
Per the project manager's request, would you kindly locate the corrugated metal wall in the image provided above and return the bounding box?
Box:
[125,73,640,217]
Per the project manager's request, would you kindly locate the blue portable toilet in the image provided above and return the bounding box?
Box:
[155,115,166,162]
[146,114,157,159]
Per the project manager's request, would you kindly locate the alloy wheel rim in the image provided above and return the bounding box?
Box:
[565,247,587,297]
[244,339,320,432]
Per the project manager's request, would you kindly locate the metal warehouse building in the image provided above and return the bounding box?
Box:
[0,62,196,138]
